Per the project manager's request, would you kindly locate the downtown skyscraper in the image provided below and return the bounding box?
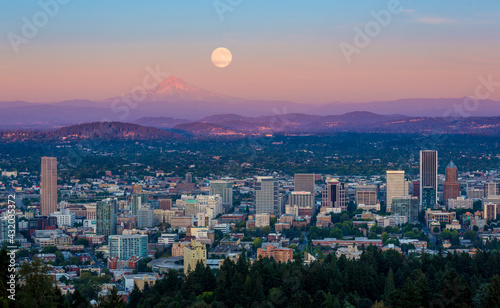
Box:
[386,170,408,212]
[40,157,57,216]
[321,179,346,210]
[294,173,315,194]
[420,150,438,209]
[255,176,279,215]
[209,180,233,207]
[96,198,117,236]
[443,161,460,202]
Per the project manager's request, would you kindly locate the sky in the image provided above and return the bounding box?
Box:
[1,0,500,103]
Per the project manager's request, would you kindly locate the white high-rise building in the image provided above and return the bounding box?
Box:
[51,208,75,227]
[196,194,223,218]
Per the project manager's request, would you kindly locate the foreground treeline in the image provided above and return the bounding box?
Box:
[131,247,500,308]
[2,248,500,307]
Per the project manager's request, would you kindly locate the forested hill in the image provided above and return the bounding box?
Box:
[0,122,183,141]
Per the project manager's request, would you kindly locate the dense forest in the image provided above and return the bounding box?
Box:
[2,248,500,307]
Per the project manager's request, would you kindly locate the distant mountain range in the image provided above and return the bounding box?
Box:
[2,112,500,142]
[136,112,500,136]
[1,76,500,130]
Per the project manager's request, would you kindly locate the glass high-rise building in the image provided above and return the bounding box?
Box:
[96,198,117,236]
[255,176,279,214]
[130,193,148,215]
[420,150,438,208]
[40,157,58,216]
[209,180,233,206]
[391,196,419,223]
[422,187,436,210]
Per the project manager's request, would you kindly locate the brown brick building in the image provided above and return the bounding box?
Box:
[257,245,293,263]
[443,161,460,202]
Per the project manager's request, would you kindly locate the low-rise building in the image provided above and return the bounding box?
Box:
[257,245,293,263]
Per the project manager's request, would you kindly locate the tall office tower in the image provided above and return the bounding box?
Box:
[185,172,193,183]
[484,203,498,221]
[209,180,233,206]
[132,184,143,194]
[485,182,499,197]
[420,150,438,208]
[443,161,460,202]
[138,206,154,228]
[40,157,58,216]
[96,198,117,236]
[356,185,378,209]
[321,179,346,210]
[294,173,315,194]
[130,193,148,215]
[255,176,279,214]
[386,171,408,212]
[391,196,419,223]
[279,193,287,216]
[158,199,172,210]
[109,235,148,260]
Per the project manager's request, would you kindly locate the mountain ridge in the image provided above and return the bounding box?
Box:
[2,76,500,128]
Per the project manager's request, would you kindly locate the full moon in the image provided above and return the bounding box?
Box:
[211,47,232,68]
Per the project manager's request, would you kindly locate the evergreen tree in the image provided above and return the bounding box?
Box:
[383,268,395,305]
[98,286,125,308]
[17,258,57,308]
[480,275,500,307]
[438,269,472,307]
[127,284,142,308]
[69,289,89,308]
[53,286,68,308]
[322,292,341,308]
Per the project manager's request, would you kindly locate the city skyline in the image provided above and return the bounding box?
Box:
[2,2,500,307]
